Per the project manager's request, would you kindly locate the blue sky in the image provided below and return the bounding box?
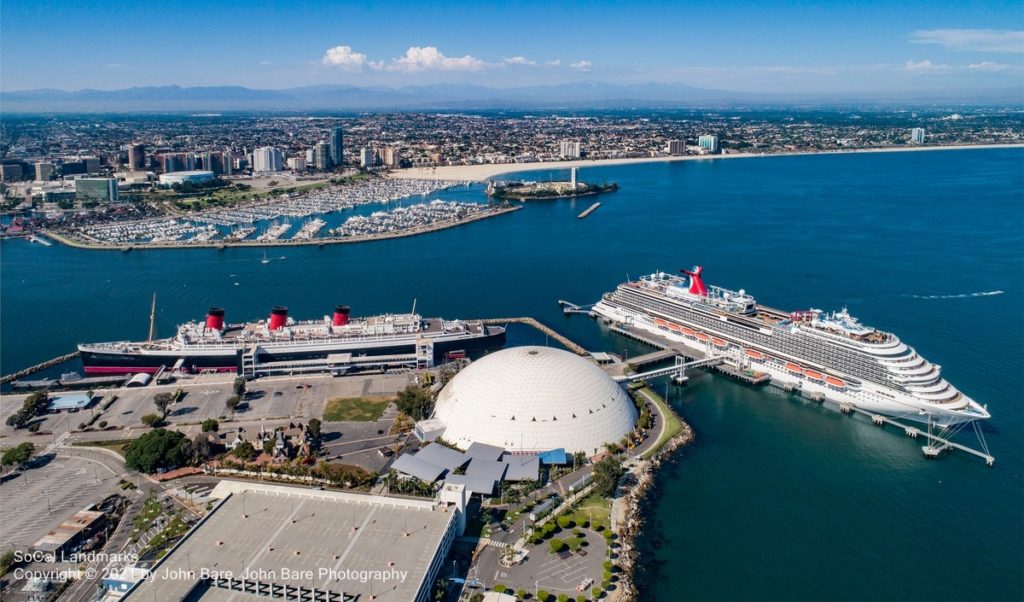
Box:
[2,0,1021,93]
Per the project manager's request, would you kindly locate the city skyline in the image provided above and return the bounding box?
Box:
[1,0,1021,96]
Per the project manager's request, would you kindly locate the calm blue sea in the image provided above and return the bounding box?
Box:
[2,148,1022,600]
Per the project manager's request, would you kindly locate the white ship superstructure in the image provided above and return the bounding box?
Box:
[592,266,989,427]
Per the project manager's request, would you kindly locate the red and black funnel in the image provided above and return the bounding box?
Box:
[206,307,225,330]
[332,305,351,326]
[268,306,288,330]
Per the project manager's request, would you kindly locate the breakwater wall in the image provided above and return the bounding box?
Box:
[0,351,80,384]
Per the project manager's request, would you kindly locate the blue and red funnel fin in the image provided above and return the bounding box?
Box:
[680,266,709,296]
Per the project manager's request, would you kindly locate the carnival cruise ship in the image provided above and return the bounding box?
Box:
[78,305,505,375]
[592,266,989,427]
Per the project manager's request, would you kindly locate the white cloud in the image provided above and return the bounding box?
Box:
[546,59,561,66]
[388,46,488,72]
[904,59,952,73]
[910,29,1024,53]
[570,60,592,72]
[258,60,274,66]
[968,61,1009,71]
[322,45,369,71]
[503,56,536,66]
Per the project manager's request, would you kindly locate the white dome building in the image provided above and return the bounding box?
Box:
[433,346,638,456]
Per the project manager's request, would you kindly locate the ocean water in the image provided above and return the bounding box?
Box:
[2,148,1022,600]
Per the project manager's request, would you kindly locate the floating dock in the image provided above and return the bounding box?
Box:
[577,202,601,219]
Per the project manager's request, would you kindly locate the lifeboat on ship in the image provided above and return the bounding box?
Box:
[786,362,803,374]
[681,326,695,337]
[745,349,764,361]
[695,332,710,342]
[712,337,727,348]
[654,318,668,328]
[668,323,683,332]
[825,376,845,389]
[804,370,824,381]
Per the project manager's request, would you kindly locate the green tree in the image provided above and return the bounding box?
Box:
[548,538,566,554]
[124,429,191,473]
[536,591,550,602]
[153,392,174,417]
[1,442,36,467]
[263,438,275,456]
[233,440,257,461]
[395,385,433,420]
[591,455,624,498]
[233,377,247,397]
[141,413,163,427]
[225,395,241,416]
[5,391,50,429]
[201,419,219,432]
[191,433,218,463]
[306,418,322,452]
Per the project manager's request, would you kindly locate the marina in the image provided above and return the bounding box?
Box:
[50,177,469,247]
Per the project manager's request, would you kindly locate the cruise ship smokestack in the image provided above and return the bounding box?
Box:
[268,306,288,330]
[206,307,225,331]
[332,305,350,326]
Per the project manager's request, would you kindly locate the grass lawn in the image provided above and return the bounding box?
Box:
[71,438,136,457]
[322,396,392,422]
[575,494,612,528]
[637,387,683,460]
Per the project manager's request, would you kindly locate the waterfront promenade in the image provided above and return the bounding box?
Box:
[388,142,1024,182]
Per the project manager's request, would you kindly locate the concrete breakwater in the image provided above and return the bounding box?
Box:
[0,351,80,384]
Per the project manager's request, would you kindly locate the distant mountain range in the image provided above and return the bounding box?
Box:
[1,82,1018,112]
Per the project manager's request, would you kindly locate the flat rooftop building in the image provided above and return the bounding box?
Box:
[124,480,463,602]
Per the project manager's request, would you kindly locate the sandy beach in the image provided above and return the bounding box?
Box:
[387,142,1024,182]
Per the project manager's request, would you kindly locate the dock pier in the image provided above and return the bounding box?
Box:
[479,317,588,356]
[600,319,994,466]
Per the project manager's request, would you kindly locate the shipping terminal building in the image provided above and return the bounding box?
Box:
[123,481,467,602]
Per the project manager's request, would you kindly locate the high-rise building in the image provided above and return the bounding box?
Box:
[0,163,24,181]
[35,162,55,181]
[359,147,375,168]
[83,156,101,174]
[305,149,315,165]
[570,167,578,190]
[287,157,307,171]
[910,128,925,144]
[667,140,686,155]
[698,135,719,153]
[127,143,146,170]
[559,140,582,159]
[381,147,400,168]
[252,147,284,172]
[314,142,332,171]
[75,178,119,203]
[330,126,344,167]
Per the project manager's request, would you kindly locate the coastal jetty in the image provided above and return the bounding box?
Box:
[577,202,601,218]
[0,351,80,385]
[478,317,587,356]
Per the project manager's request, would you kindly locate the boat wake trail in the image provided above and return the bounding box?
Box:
[904,290,1004,300]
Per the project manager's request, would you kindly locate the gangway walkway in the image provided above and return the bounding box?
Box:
[616,354,725,383]
[557,300,594,315]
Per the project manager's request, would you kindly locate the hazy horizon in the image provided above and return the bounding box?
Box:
[2,0,1022,99]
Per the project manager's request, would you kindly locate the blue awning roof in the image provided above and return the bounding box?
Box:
[538,448,569,465]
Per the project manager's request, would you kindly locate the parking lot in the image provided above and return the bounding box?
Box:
[0,454,123,549]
